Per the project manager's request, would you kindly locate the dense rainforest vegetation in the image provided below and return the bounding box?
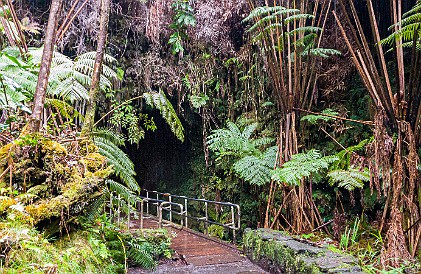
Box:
[0,0,420,272]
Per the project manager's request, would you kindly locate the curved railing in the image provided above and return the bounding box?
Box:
[140,189,241,240]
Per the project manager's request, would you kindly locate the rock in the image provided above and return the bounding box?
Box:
[243,229,362,273]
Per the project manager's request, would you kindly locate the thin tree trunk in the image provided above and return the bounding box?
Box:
[81,0,111,135]
[28,0,62,133]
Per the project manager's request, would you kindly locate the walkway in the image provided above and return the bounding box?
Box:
[128,218,267,274]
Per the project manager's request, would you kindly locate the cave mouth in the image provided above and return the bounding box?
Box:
[125,109,201,194]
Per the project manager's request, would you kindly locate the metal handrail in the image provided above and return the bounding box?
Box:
[141,189,241,240]
[139,197,186,229]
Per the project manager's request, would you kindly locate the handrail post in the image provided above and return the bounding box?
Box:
[169,195,172,223]
[231,206,235,242]
[140,199,144,229]
[117,194,121,227]
[184,197,188,229]
[156,192,159,215]
[158,201,163,228]
[146,191,149,215]
[205,201,208,235]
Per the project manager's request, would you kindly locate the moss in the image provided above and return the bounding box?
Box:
[244,229,325,274]
[80,152,107,173]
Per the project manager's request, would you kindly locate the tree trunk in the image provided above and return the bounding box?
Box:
[28,0,62,133]
[81,0,111,135]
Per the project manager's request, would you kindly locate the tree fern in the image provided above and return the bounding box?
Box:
[29,48,119,102]
[380,1,421,49]
[143,90,184,142]
[271,149,339,186]
[328,168,370,191]
[233,146,277,186]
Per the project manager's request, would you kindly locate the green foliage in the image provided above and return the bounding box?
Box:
[127,241,155,269]
[233,146,277,186]
[207,121,272,161]
[381,1,421,50]
[271,150,338,186]
[340,217,360,250]
[243,6,339,57]
[168,0,196,55]
[92,129,139,192]
[143,90,185,142]
[328,168,370,191]
[29,48,119,102]
[301,108,339,125]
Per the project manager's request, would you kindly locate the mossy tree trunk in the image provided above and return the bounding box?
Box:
[81,0,111,135]
[28,0,63,133]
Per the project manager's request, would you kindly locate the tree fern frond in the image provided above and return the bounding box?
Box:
[242,6,289,23]
[301,108,339,124]
[284,13,315,24]
[143,90,184,142]
[233,146,277,185]
[271,149,339,186]
[288,26,322,36]
[241,123,258,140]
[301,48,341,58]
[328,168,370,191]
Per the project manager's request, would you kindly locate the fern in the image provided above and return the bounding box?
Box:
[127,241,156,269]
[271,149,339,186]
[328,168,370,191]
[28,48,119,102]
[301,108,339,125]
[107,179,140,205]
[143,90,184,142]
[84,190,107,222]
[92,132,139,192]
[45,98,83,120]
[233,146,277,186]
[380,1,421,50]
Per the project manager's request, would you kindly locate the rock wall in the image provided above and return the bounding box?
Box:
[243,228,364,273]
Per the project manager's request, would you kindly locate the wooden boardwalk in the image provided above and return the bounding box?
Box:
[128,218,267,273]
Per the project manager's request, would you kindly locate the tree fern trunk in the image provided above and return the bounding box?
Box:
[28,0,62,133]
[82,0,111,135]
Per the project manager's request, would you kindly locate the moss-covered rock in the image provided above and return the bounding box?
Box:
[243,228,363,273]
[0,134,110,228]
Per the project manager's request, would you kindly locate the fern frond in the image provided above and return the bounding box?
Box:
[92,127,126,146]
[328,168,370,191]
[271,150,339,186]
[127,241,156,269]
[301,48,342,58]
[143,90,184,142]
[233,146,277,185]
[93,136,139,192]
[301,108,339,124]
[45,98,83,119]
[84,191,106,221]
[107,179,140,205]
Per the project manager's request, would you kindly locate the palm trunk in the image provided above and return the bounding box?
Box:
[81,0,111,135]
[28,0,62,133]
